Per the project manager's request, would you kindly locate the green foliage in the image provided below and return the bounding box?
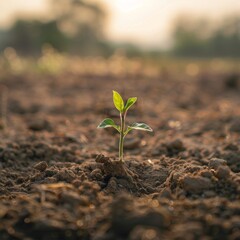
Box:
[113,90,124,113]
[2,20,68,55]
[98,90,153,162]
[97,118,120,132]
[0,0,110,56]
[124,97,137,112]
[171,15,240,58]
[127,122,152,132]
[113,91,138,114]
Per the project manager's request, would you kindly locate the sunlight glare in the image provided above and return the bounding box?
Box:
[113,0,144,12]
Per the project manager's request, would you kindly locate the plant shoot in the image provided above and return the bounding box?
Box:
[98,90,153,162]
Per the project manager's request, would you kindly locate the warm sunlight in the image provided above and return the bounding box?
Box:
[1,0,240,47]
[112,0,144,12]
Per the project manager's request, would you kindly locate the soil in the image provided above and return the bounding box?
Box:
[0,69,240,240]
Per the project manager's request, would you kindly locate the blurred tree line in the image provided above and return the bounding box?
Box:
[0,0,113,56]
[0,0,239,58]
[171,15,240,58]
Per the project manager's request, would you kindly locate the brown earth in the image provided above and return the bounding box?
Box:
[0,69,240,240]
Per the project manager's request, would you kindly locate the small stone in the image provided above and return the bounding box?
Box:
[34,161,48,172]
[168,139,185,151]
[208,158,226,170]
[216,166,231,179]
[182,176,213,194]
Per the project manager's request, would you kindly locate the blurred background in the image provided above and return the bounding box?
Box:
[0,0,240,58]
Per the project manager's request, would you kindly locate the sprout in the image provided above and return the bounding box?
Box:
[98,90,153,163]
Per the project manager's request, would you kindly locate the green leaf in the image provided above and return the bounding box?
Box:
[124,97,137,112]
[97,118,120,132]
[128,123,153,132]
[113,90,124,113]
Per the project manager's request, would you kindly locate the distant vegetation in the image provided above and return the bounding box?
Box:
[0,0,239,58]
[171,15,240,58]
[0,0,112,57]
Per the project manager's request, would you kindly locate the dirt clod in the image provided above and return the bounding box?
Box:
[208,158,227,170]
[215,166,231,179]
[182,176,213,193]
[33,161,48,171]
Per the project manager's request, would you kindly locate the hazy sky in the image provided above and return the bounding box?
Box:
[0,0,240,48]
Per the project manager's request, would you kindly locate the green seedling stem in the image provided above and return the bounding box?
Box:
[98,90,153,163]
[119,112,125,162]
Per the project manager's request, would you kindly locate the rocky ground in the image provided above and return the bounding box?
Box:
[0,67,240,240]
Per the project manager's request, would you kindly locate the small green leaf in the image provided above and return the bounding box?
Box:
[113,90,124,113]
[124,97,137,111]
[97,118,120,132]
[128,123,153,132]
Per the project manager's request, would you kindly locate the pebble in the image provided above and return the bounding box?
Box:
[208,158,226,170]
[216,166,231,179]
[34,161,48,172]
[182,176,213,193]
[168,139,185,151]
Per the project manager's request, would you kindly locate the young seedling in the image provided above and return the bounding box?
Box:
[98,90,153,163]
